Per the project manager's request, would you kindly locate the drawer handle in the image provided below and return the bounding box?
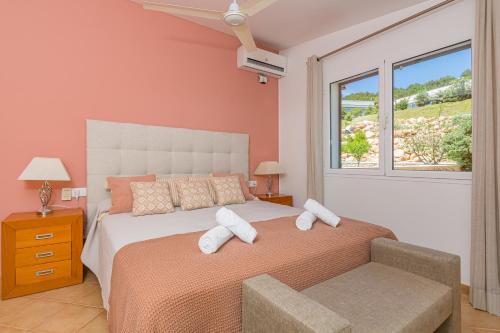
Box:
[35,269,54,277]
[35,233,54,240]
[35,251,54,259]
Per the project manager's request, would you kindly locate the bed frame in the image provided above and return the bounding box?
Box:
[86,119,249,229]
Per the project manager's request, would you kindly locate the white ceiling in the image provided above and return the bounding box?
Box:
[135,0,431,50]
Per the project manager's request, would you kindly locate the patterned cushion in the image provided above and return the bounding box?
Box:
[177,179,215,211]
[188,175,217,203]
[130,182,174,216]
[107,175,156,214]
[156,176,190,207]
[210,176,246,205]
[211,172,255,201]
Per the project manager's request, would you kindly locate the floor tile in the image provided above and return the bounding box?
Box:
[83,271,99,285]
[0,325,28,332]
[77,312,108,333]
[27,283,100,305]
[0,297,32,323]
[75,289,103,308]
[33,304,102,333]
[0,299,66,330]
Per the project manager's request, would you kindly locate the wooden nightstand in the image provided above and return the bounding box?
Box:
[2,208,84,299]
[256,194,293,207]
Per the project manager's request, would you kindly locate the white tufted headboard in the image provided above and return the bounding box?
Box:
[86,119,249,227]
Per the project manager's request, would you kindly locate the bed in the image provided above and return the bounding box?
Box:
[81,120,395,333]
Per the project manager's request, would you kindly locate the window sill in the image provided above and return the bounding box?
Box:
[324,170,472,185]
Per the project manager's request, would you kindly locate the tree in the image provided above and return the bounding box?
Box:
[343,92,378,101]
[461,69,472,78]
[443,115,472,171]
[342,130,371,166]
[415,91,430,107]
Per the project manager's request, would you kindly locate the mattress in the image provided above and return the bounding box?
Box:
[81,200,303,309]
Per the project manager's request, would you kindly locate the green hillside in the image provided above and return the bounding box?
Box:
[351,99,471,125]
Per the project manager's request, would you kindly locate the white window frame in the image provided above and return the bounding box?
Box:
[323,62,386,177]
[324,40,472,182]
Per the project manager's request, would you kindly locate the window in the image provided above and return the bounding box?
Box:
[392,42,472,172]
[330,70,380,169]
[327,41,472,179]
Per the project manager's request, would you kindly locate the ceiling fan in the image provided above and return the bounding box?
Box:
[142,0,279,52]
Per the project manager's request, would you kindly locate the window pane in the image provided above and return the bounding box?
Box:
[330,71,380,169]
[392,42,472,172]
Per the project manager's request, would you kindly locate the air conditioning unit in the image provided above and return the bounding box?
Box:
[237,46,287,78]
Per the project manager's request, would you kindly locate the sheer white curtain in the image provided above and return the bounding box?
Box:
[306,56,324,203]
[469,0,500,316]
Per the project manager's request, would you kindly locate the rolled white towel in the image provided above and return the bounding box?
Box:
[216,207,257,244]
[198,225,234,254]
[304,199,341,228]
[295,210,317,231]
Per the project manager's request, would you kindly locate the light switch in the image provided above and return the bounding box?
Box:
[71,188,87,198]
[247,180,257,188]
[61,188,72,201]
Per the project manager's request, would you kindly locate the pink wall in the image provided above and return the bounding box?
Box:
[0,0,279,221]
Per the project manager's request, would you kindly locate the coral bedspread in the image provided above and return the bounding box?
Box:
[108,216,396,333]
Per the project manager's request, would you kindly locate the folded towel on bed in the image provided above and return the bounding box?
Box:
[198,225,234,254]
[295,210,318,231]
[304,199,341,228]
[216,207,257,244]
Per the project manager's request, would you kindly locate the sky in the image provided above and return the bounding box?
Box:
[341,47,471,96]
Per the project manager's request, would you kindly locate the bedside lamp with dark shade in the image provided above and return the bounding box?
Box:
[18,157,71,217]
[254,161,284,197]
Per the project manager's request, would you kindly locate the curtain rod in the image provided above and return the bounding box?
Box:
[317,0,458,61]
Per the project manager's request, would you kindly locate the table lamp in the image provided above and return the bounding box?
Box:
[18,157,71,217]
[254,161,284,197]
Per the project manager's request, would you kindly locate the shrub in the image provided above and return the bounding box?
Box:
[342,130,371,166]
[402,118,449,165]
[344,112,353,122]
[441,78,472,103]
[443,114,472,171]
[415,91,430,107]
[431,91,446,104]
[395,98,409,110]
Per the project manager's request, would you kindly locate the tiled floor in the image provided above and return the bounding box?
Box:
[0,272,499,332]
[0,271,106,332]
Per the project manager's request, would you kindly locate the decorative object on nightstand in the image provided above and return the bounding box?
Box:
[257,194,293,207]
[1,208,84,299]
[18,157,71,217]
[254,161,284,197]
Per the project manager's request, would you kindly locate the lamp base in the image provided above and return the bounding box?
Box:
[37,207,52,217]
[266,175,273,197]
[38,180,53,217]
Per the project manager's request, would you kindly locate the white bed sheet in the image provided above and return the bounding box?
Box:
[81,200,302,310]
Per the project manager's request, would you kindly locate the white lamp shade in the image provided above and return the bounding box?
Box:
[18,157,71,181]
[254,161,284,176]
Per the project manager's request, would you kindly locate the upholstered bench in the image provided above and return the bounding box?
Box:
[242,238,461,333]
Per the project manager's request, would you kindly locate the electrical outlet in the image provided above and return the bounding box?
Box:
[61,188,72,201]
[71,187,87,198]
[247,180,257,188]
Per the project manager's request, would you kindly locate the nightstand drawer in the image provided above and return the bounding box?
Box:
[16,224,71,249]
[16,260,71,285]
[15,242,71,267]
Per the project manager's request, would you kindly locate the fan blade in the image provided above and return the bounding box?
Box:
[143,2,224,20]
[240,0,279,16]
[231,23,257,52]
